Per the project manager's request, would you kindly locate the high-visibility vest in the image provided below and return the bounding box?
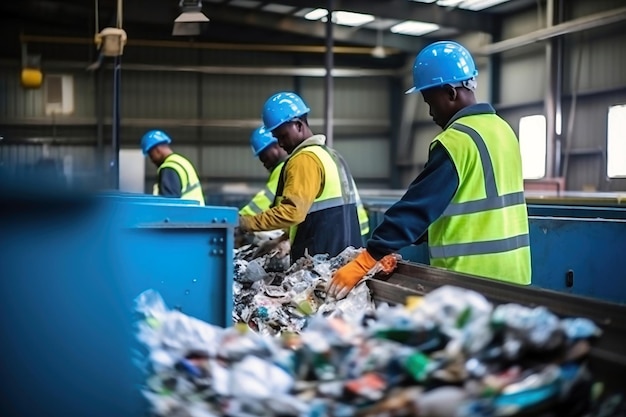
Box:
[428,114,531,285]
[273,145,357,244]
[241,160,369,236]
[239,161,284,216]
[154,154,205,206]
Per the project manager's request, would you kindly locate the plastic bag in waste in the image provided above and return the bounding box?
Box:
[410,285,494,354]
[492,304,565,356]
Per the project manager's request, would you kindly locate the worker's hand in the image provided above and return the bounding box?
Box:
[327,250,377,300]
[327,251,399,300]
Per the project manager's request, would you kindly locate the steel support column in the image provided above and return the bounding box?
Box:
[110,55,122,189]
[544,0,564,179]
[324,0,335,147]
[488,19,502,105]
[95,64,105,187]
[197,50,204,178]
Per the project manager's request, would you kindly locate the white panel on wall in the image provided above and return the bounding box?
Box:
[607,104,626,178]
[119,149,146,193]
[519,114,547,179]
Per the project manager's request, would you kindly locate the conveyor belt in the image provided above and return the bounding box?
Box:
[368,261,626,396]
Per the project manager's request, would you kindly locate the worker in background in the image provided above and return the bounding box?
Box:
[141,129,205,206]
[328,40,531,300]
[240,126,371,239]
[239,126,288,216]
[237,92,364,262]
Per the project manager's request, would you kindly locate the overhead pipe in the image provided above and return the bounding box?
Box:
[19,34,400,55]
[324,0,335,147]
[4,59,399,77]
[477,6,626,55]
[0,117,389,129]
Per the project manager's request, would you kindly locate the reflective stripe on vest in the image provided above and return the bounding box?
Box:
[428,116,531,285]
[157,154,205,206]
[353,181,370,236]
[277,145,357,244]
[239,162,282,216]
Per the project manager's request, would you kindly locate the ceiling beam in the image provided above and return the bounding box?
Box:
[120,1,425,53]
[0,0,426,53]
[272,0,495,34]
[203,4,426,53]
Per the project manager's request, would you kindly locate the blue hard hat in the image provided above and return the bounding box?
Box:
[141,130,172,155]
[250,126,277,157]
[262,92,311,132]
[406,41,478,94]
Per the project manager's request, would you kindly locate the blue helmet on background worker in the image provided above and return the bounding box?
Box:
[262,92,311,132]
[406,41,478,94]
[250,126,278,156]
[141,130,172,155]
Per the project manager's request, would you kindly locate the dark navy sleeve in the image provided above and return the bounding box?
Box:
[367,143,459,260]
[159,167,182,198]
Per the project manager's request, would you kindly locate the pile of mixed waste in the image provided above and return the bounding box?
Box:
[232,233,392,336]
[135,286,608,417]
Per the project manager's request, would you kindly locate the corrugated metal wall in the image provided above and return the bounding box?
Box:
[496,0,626,191]
[3,0,626,193]
[0,44,393,193]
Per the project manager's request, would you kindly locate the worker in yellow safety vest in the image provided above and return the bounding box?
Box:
[328,40,532,300]
[141,129,205,206]
[237,92,365,262]
[240,126,370,238]
[239,126,288,217]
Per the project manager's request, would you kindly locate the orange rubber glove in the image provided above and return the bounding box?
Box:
[327,251,398,300]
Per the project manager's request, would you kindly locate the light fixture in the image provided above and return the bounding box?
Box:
[304,8,375,27]
[435,0,512,11]
[304,8,328,20]
[173,0,210,36]
[371,29,386,59]
[456,0,512,11]
[390,20,440,36]
[334,11,375,26]
[95,27,128,57]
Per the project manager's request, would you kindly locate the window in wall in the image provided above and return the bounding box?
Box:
[607,104,626,178]
[518,114,547,179]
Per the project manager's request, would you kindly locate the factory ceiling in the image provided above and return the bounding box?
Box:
[0,0,539,55]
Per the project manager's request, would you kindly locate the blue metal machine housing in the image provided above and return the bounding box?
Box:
[364,199,626,305]
[0,190,237,417]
